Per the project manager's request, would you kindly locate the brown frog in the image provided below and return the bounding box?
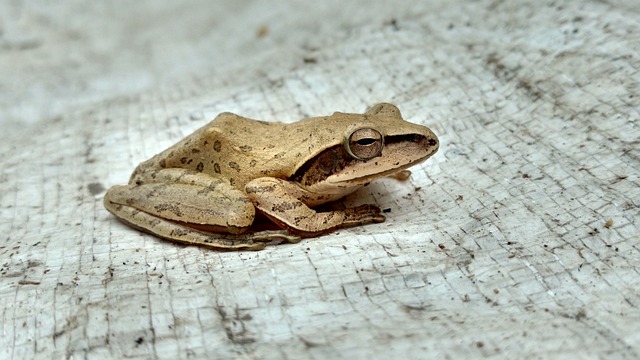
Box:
[104,103,439,250]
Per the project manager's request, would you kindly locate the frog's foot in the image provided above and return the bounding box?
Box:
[242,230,302,245]
[341,204,386,227]
[387,170,412,181]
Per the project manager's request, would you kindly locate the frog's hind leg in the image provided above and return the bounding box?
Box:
[105,168,303,250]
[104,180,297,250]
[105,180,256,230]
[104,200,297,250]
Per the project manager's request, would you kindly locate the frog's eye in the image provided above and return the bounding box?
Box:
[345,128,384,160]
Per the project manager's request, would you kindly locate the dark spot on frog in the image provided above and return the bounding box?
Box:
[204,140,209,146]
[214,140,222,152]
[214,163,221,174]
[155,203,183,217]
[159,159,166,168]
[229,178,236,186]
[246,184,276,193]
[87,182,105,195]
[170,228,189,237]
[240,145,253,152]
[196,162,204,172]
[428,138,437,146]
[180,157,188,164]
[272,202,303,212]
[176,170,188,181]
[196,187,211,196]
[249,159,257,167]
[273,151,286,159]
[206,181,220,191]
[229,162,241,172]
[191,148,200,154]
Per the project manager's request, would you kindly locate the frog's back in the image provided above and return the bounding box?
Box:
[130,112,288,185]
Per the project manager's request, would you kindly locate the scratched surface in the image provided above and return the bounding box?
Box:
[1,0,639,359]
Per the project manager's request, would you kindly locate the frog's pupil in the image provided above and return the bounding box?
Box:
[356,138,376,146]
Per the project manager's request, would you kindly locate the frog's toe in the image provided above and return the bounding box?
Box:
[344,204,386,225]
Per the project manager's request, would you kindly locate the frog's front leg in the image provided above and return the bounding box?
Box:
[104,169,298,250]
[245,178,386,237]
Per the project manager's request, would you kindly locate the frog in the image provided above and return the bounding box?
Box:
[103,103,439,250]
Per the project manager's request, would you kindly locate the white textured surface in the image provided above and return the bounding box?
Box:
[1,1,639,359]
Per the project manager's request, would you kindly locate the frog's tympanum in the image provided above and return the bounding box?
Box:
[104,103,439,250]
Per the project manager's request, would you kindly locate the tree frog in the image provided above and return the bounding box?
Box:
[104,103,439,250]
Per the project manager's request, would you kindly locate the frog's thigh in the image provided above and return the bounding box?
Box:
[105,182,255,232]
[245,177,385,237]
[104,202,270,250]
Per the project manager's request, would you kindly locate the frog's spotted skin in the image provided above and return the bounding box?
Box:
[104,103,439,250]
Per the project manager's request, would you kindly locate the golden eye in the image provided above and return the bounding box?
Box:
[345,128,384,160]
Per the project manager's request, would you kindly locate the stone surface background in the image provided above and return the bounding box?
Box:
[1,1,638,359]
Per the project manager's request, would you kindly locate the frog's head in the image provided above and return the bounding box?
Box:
[292,103,439,194]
